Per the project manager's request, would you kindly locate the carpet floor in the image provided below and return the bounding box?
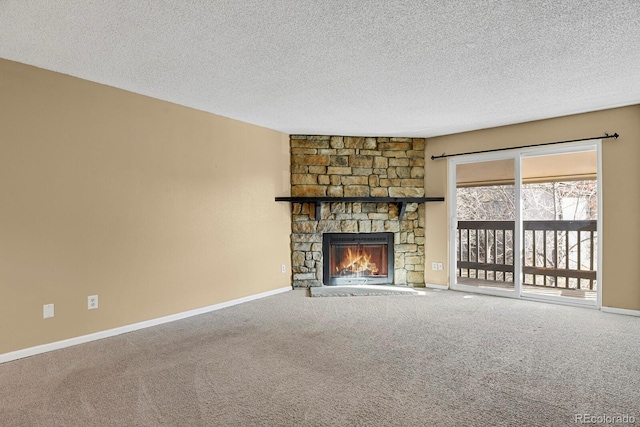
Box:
[1,289,639,426]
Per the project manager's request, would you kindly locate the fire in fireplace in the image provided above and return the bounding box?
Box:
[322,233,394,286]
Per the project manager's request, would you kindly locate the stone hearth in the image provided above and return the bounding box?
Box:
[289,136,426,288]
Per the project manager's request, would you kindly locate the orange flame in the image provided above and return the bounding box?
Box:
[336,247,379,275]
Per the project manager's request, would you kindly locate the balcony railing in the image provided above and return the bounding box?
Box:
[457,220,597,291]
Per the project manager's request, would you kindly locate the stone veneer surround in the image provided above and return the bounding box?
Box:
[289,136,426,287]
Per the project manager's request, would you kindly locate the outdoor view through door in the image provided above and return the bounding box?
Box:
[456,158,516,292]
[452,145,599,306]
[520,150,598,302]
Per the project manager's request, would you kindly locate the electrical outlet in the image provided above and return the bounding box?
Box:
[88,295,98,310]
[281,264,286,274]
[437,262,444,271]
[43,303,54,319]
[431,262,438,271]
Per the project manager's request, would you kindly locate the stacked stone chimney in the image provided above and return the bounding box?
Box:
[288,136,426,288]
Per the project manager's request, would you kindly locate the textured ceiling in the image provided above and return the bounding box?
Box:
[1,1,639,137]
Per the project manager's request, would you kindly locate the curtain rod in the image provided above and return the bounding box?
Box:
[430,133,619,160]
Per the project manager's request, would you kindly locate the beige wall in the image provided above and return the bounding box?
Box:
[425,105,640,310]
[0,59,291,355]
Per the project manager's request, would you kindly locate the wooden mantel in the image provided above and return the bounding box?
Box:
[275,196,444,220]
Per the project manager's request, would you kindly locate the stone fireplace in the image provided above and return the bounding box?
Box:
[288,135,426,287]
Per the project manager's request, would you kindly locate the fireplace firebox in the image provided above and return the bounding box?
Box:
[322,233,394,286]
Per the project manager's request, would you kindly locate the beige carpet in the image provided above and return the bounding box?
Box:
[1,289,639,426]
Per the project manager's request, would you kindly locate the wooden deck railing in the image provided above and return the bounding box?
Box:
[457,220,597,290]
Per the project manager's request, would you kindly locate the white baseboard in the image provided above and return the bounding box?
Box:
[601,306,640,317]
[0,286,291,365]
[425,283,449,290]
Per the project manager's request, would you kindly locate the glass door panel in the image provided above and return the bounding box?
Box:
[520,149,598,304]
[454,158,516,293]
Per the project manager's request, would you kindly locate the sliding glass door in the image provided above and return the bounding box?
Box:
[450,142,601,307]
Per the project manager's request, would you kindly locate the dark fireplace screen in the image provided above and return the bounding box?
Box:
[322,233,394,286]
